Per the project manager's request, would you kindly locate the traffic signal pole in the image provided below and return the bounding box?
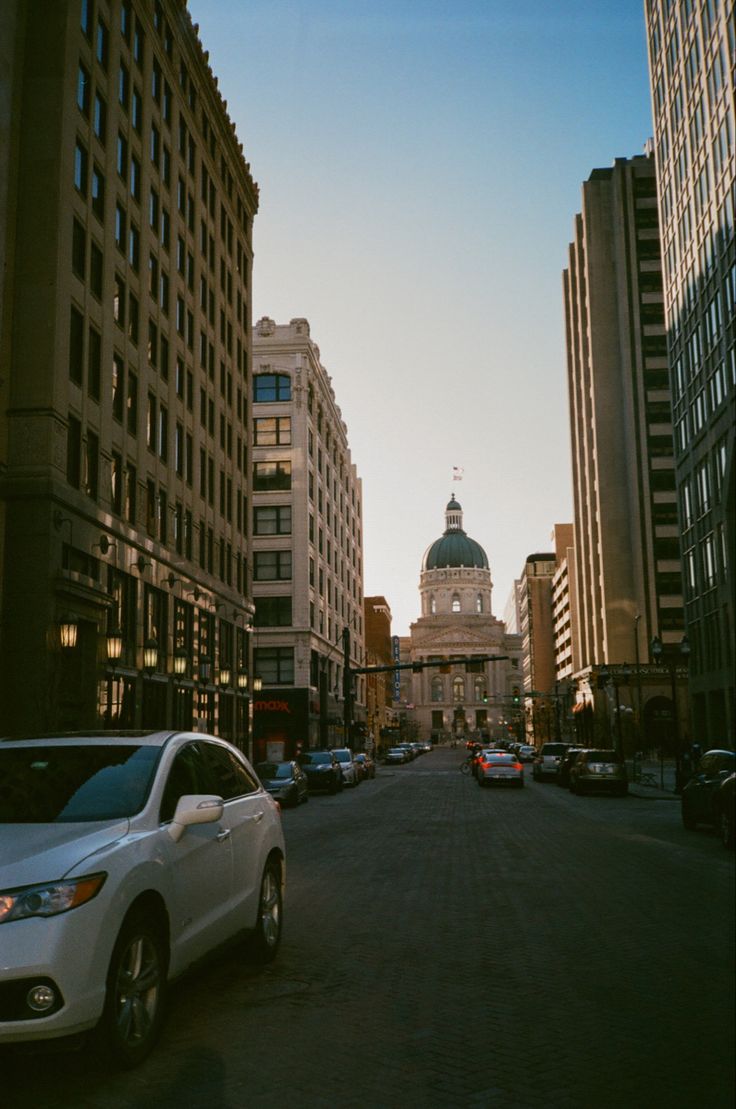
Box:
[339,628,509,745]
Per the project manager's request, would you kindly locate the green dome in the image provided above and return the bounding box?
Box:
[422,497,489,571]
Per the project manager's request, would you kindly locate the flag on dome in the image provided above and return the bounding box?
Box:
[452,466,464,480]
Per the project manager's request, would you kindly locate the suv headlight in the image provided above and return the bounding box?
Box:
[0,873,106,924]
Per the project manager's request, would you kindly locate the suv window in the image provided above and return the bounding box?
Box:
[203,741,260,798]
[160,742,208,821]
[541,744,567,755]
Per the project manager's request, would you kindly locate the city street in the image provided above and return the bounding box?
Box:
[4,745,734,1109]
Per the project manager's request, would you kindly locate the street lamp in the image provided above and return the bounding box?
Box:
[142,637,159,676]
[650,634,690,792]
[173,647,188,678]
[106,628,123,666]
[59,614,78,650]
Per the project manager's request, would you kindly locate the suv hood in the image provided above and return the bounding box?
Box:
[0,821,130,888]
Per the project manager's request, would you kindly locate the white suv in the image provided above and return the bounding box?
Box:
[331,747,359,786]
[0,730,285,1066]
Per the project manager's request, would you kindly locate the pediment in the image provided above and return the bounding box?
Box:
[411,624,503,651]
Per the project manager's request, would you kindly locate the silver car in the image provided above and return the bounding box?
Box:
[532,742,569,781]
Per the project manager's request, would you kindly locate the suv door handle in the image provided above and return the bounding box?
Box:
[251,812,264,823]
[216,828,231,842]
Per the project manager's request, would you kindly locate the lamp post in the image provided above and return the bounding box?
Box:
[172,647,188,729]
[650,634,690,792]
[105,627,123,727]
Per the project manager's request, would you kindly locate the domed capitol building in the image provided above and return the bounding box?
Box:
[407,497,522,743]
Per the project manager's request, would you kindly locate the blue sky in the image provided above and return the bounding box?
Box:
[189,0,654,635]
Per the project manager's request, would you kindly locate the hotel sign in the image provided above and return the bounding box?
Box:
[392,636,401,703]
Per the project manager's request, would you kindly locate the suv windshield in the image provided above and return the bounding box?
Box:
[0,744,160,822]
[332,750,351,760]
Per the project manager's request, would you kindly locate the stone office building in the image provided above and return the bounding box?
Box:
[250,317,365,759]
[0,1,258,743]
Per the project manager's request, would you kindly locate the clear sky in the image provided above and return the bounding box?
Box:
[188,0,654,635]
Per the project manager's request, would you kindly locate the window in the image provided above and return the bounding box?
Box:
[451,594,461,613]
[93,92,106,143]
[127,371,138,434]
[87,325,101,400]
[116,132,127,180]
[254,647,294,685]
[90,242,102,300]
[118,63,129,110]
[253,461,291,491]
[132,87,142,133]
[253,373,291,402]
[77,63,91,116]
[72,219,86,278]
[74,140,88,195]
[452,676,465,702]
[253,506,294,538]
[96,19,108,69]
[111,451,123,513]
[431,677,443,702]
[254,551,292,581]
[84,430,99,499]
[91,164,105,220]
[128,222,140,270]
[254,597,292,627]
[112,353,124,421]
[254,416,291,445]
[69,306,84,384]
[114,203,126,251]
[66,415,82,488]
[130,155,141,201]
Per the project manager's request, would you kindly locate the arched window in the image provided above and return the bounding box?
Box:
[451,594,461,613]
[431,676,443,702]
[476,594,483,613]
[452,676,464,702]
[430,595,436,614]
[474,677,486,702]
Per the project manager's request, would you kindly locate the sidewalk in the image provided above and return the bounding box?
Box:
[626,758,679,798]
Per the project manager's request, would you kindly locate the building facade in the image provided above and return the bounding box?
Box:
[645,0,735,744]
[250,317,365,760]
[364,596,394,754]
[0,0,258,745]
[563,153,692,752]
[408,497,522,745]
[517,551,557,743]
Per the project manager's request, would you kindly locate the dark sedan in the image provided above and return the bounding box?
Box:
[299,750,344,794]
[681,749,735,834]
[256,760,309,807]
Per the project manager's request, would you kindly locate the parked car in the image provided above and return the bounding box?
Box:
[256,760,309,807]
[384,747,409,765]
[532,742,569,781]
[354,752,376,780]
[556,747,585,788]
[517,744,537,763]
[332,747,360,787]
[569,749,628,796]
[713,772,735,850]
[477,751,524,788]
[681,749,736,833]
[396,743,417,761]
[299,750,343,793]
[0,729,285,1066]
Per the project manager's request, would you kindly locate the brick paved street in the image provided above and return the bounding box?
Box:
[4,746,734,1109]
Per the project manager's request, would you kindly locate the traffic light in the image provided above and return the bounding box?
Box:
[512,686,520,705]
[482,690,488,703]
